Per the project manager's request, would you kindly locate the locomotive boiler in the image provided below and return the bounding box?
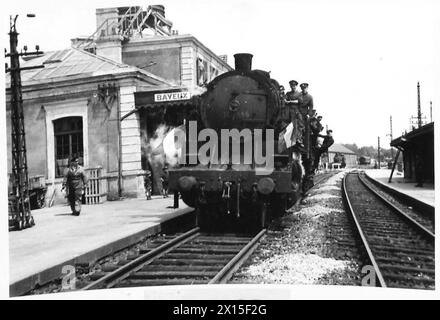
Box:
[168,53,307,232]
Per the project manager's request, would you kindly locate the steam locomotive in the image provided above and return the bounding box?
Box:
[168,53,314,232]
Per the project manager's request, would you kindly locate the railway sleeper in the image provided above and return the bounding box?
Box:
[150,258,230,265]
[380,263,435,274]
[368,238,431,248]
[170,247,241,254]
[116,279,208,287]
[190,238,252,245]
[162,253,236,260]
[141,265,221,272]
[372,244,434,255]
[375,256,435,267]
[382,272,435,285]
[376,251,435,262]
[128,271,218,279]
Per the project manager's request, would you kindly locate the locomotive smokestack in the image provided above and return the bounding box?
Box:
[234,53,253,72]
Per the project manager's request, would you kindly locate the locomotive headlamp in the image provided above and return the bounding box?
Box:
[177,176,197,192]
[257,177,275,195]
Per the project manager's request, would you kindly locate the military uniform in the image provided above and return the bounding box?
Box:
[63,165,88,215]
[161,166,169,198]
[298,92,314,117]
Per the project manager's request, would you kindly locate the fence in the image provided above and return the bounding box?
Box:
[84,166,107,204]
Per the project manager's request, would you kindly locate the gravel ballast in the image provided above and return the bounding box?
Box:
[231,171,364,286]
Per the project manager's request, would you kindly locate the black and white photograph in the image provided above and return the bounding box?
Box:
[0,0,438,301]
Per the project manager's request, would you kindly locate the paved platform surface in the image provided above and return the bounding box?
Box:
[9,196,192,293]
[365,169,435,207]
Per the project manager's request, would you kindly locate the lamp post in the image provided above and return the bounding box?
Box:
[5,14,43,230]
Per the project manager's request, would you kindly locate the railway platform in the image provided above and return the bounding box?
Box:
[364,169,435,208]
[9,196,193,296]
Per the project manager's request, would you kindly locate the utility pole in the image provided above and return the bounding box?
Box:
[377,136,381,169]
[389,116,394,159]
[5,14,43,230]
[430,101,432,123]
[417,82,422,128]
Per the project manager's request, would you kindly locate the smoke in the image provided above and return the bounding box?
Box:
[187,86,207,96]
[144,124,184,168]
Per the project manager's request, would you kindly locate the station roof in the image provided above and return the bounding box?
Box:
[5,47,171,87]
[328,143,356,155]
[391,122,434,149]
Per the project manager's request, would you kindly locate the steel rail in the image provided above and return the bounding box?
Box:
[363,173,435,219]
[342,173,387,287]
[82,227,200,290]
[358,173,435,240]
[208,228,266,284]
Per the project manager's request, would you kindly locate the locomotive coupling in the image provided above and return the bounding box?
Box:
[177,176,198,192]
[257,177,275,195]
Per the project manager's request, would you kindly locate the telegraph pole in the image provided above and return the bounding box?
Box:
[430,101,432,123]
[377,136,381,169]
[5,14,43,230]
[389,116,394,159]
[417,82,422,128]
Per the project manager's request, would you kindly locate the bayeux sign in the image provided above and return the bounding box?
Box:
[154,91,192,102]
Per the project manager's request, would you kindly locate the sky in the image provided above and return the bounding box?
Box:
[2,0,439,148]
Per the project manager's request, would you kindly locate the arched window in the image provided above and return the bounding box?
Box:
[54,117,84,177]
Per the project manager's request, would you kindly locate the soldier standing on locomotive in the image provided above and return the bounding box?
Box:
[297,83,315,194]
[285,80,304,147]
[314,129,335,170]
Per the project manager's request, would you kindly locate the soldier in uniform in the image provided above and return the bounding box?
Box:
[144,170,152,200]
[285,80,304,147]
[62,157,88,216]
[161,165,169,198]
[314,130,335,170]
[285,80,301,117]
[298,83,314,117]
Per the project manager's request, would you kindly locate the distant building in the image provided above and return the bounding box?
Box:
[5,5,231,204]
[391,122,434,183]
[321,143,357,168]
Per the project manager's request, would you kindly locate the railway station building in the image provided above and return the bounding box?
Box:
[390,122,434,184]
[321,143,357,169]
[5,5,231,205]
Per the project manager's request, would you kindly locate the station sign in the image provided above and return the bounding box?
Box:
[154,91,192,102]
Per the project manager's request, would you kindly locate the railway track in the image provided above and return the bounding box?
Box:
[81,228,266,290]
[342,171,435,289]
[363,174,434,234]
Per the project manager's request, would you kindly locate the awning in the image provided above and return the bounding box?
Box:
[122,93,196,121]
[390,122,434,149]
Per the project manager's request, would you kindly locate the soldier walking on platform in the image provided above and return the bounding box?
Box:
[62,157,88,216]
